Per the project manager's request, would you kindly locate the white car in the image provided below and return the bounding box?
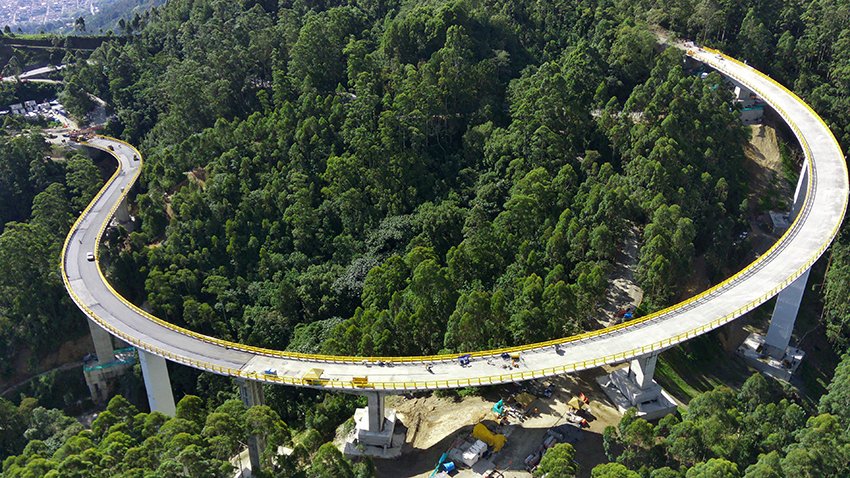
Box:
[86,252,95,262]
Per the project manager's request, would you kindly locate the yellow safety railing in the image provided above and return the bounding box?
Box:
[58,47,848,390]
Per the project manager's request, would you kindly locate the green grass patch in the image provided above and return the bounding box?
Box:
[654,332,753,405]
[655,356,703,401]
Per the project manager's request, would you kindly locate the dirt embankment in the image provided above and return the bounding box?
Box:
[744,124,793,203]
[742,123,797,252]
[597,225,643,328]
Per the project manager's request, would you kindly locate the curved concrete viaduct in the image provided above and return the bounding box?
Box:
[61,49,847,457]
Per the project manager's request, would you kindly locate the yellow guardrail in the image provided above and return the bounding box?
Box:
[58,47,848,390]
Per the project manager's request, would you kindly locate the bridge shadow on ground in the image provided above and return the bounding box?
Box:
[654,330,752,402]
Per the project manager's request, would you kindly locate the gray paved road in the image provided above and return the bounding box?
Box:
[61,51,848,392]
[1,65,66,82]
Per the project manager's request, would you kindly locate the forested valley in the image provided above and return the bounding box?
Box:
[59,0,754,361]
[1,0,850,476]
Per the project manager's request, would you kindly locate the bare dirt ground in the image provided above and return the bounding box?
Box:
[743,124,795,248]
[744,124,793,197]
[374,372,621,478]
[596,225,643,328]
[745,125,783,175]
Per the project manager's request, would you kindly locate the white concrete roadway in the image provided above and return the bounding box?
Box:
[61,51,848,392]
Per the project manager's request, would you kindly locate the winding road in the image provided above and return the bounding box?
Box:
[61,49,848,392]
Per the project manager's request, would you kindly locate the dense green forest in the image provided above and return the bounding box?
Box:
[0,393,373,478]
[0,82,58,108]
[0,0,849,476]
[83,0,166,35]
[0,132,103,375]
[61,0,755,362]
[4,354,850,477]
[596,356,850,477]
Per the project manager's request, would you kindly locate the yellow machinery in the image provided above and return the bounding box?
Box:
[303,368,324,384]
[567,396,586,411]
[473,423,507,452]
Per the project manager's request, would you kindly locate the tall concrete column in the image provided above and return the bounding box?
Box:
[765,268,811,358]
[790,158,809,221]
[366,392,386,432]
[116,197,130,223]
[765,157,810,358]
[138,349,176,416]
[629,353,659,389]
[238,379,266,473]
[238,379,265,407]
[87,318,115,364]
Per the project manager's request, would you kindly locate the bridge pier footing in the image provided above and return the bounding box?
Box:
[84,319,126,404]
[138,350,176,416]
[238,380,266,473]
[343,391,404,458]
[597,353,677,420]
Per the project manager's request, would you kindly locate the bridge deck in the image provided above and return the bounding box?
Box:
[61,50,848,392]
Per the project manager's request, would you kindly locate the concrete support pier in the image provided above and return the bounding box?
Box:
[83,319,130,404]
[737,160,810,381]
[138,350,176,416]
[344,392,405,458]
[238,380,266,472]
[766,269,810,358]
[87,318,115,364]
[365,392,386,433]
[737,269,809,381]
[597,353,677,420]
[116,197,130,223]
[628,353,658,389]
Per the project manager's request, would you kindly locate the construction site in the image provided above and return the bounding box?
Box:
[369,372,626,478]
